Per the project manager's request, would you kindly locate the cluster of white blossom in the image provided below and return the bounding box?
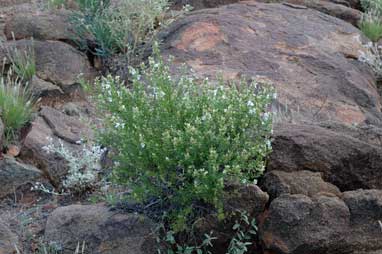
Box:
[359,42,382,79]
[42,137,106,193]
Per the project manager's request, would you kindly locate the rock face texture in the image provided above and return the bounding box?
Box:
[0,39,94,92]
[0,156,42,198]
[269,123,382,190]
[172,0,362,25]
[160,1,382,191]
[261,170,341,200]
[160,1,377,126]
[0,219,18,254]
[4,10,74,41]
[45,205,156,254]
[21,106,93,186]
[171,0,242,9]
[258,171,382,254]
[259,189,382,254]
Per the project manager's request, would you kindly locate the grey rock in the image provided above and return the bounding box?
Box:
[0,156,42,199]
[259,194,351,254]
[45,205,157,254]
[0,39,94,90]
[0,218,18,254]
[4,9,75,41]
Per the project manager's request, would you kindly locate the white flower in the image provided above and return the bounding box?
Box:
[263,112,270,121]
[247,100,254,107]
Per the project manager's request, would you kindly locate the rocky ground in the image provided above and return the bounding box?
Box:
[0,0,381,253]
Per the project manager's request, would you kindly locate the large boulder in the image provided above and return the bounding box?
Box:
[259,194,351,254]
[0,4,38,40]
[280,0,361,25]
[259,189,382,254]
[171,0,361,25]
[342,189,382,252]
[44,205,156,254]
[160,2,378,126]
[159,2,382,191]
[4,10,75,41]
[0,39,94,91]
[261,170,341,200]
[0,156,42,199]
[268,123,382,190]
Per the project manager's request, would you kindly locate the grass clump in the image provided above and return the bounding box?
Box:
[5,43,36,81]
[0,73,33,144]
[91,46,274,231]
[71,0,169,60]
[360,10,382,42]
[361,0,382,13]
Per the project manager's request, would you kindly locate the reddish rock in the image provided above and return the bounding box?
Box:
[171,0,361,25]
[159,2,382,190]
[259,194,351,254]
[160,2,378,126]
[268,123,382,190]
[342,189,382,252]
[259,189,382,254]
[281,0,361,25]
[261,170,341,200]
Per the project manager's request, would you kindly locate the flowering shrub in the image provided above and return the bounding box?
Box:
[92,49,274,229]
[42,138,106,194]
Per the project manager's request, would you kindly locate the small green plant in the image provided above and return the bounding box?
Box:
[227,211,258,254]
[361,0,382,13]
[91,46,274,230]
[0,73,33,144]
[71,0,169,59]
[157,228,216,254]
[6,43,36,81]
[360,10,382,42]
